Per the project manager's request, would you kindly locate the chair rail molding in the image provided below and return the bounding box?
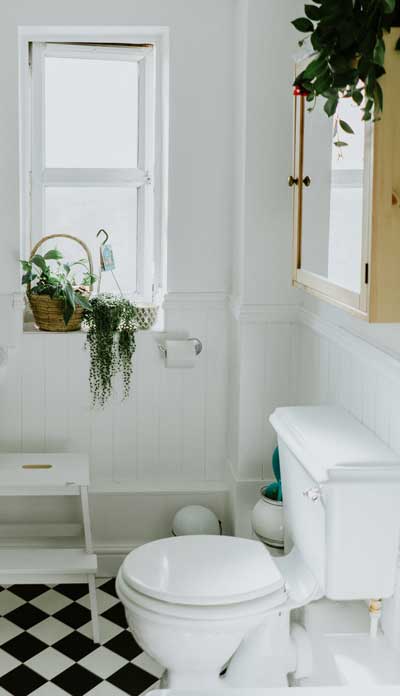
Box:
[229,296,298,324]
[229,297,400,385]
[298,306,400,384]
[163,291,228,311]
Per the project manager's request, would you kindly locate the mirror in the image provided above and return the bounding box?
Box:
[299,93,370,295]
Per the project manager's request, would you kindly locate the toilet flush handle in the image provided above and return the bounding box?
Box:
[302,487,321,502]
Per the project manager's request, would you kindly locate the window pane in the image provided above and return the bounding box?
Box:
[45,57,139,168]
[44,187,137,294]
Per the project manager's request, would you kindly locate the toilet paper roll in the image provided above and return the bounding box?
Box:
[165,339,196,368]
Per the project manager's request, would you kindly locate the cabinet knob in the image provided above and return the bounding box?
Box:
[288,176,298,187]
[303,176,311,187]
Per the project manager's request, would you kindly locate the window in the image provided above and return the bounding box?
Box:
[22,35,166,303]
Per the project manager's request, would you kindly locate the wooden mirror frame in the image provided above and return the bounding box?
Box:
[290,53,373,319]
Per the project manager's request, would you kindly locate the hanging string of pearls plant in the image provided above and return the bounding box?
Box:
[83,294,138,407]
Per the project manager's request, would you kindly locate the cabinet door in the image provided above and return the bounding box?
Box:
[291,55,372,317]
[370,29,400,323]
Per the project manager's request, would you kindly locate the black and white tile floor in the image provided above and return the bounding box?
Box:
[0,579,163,696]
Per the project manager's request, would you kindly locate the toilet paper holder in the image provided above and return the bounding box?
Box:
[158,337,202,359]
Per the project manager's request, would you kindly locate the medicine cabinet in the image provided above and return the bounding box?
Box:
[290,29,400,322]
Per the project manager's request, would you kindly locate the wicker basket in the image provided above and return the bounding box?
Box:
[133,304,159,330]
[27,234,94,332]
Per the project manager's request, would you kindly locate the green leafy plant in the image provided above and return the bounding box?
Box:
[292,0,399,137]
[20,249,96,325]
[83,294,138,407]
[263,447,283,502]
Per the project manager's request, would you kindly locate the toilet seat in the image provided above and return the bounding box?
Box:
[119,535,285,606]
[117,571,287,621]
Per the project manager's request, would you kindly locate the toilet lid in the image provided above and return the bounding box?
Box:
[120,535,284,605]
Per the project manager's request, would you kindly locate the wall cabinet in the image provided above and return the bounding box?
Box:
[291,29,400,322]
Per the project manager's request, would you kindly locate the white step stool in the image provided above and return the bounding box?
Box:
[0,452,99,643]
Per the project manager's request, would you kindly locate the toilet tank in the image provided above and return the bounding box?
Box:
[270,406,400,600]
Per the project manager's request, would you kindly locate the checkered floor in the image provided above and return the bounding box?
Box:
[0,579,163,696]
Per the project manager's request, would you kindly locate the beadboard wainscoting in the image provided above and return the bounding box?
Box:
[294,307,400,650]
[0,292,230,572]
[0,292,228,486]
[228,302,400,649]
[296,308,400,455]
[228,303,298,481]
[3,298,400,488]
[229,301,400,483]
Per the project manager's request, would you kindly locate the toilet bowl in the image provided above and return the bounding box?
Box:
[117,406,400,690]
[116,535,289,688]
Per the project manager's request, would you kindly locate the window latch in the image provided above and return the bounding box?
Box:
[145,171,152,185]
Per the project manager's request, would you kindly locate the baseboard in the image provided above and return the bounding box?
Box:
[95,542,144,577]
[97,463,267,577]
[90,480,230,494]
[226,460,272,540]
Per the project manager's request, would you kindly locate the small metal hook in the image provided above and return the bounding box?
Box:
[96,228,109,245]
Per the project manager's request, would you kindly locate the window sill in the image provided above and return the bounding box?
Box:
[23,320,164,335]
[23,299,164,335]
[23,321,88,335]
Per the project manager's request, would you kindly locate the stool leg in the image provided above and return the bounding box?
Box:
[88,574,100,644]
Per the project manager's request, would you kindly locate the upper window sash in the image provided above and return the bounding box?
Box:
[43,42,153,62]
[29,40,156,301]
[31,42,155,177]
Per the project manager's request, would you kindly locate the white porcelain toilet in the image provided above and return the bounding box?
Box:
[117,406,400,689]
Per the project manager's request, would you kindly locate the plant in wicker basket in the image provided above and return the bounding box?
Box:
[83,294,138,407]
[21,247,96,329]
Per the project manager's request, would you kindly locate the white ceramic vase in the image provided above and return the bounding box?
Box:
[251,488,284,549]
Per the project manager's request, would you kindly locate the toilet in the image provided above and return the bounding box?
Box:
[117,406,400,689]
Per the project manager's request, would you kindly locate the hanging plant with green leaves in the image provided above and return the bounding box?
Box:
[83,294,138,407]
[292,0,399,138]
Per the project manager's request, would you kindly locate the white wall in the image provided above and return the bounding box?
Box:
[0,0,234,552]
[229,0,303,481]
[1,0,234,295]
[3,0,400,564]
[227,1,400,641]
[228,0,400,491]
[0,0,233,471]
[241,0,303,306]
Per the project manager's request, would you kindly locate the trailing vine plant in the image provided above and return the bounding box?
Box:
[292,0,399,141]
[83,294,138,407]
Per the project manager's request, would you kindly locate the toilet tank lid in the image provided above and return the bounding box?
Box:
[270,406,400,483]
[120,535,284,605]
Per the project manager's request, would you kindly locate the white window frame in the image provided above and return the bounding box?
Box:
[18,26,169,304]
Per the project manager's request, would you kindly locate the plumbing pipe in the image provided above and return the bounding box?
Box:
[369,598,382,639]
